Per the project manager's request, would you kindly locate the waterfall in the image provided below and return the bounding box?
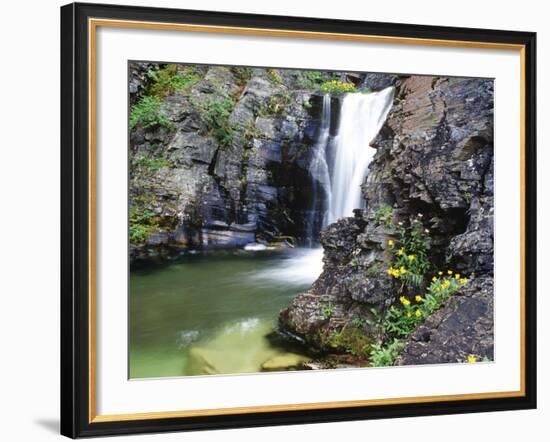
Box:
[307,94,332,242]
[307,87,394,237]
[327,87,394,224]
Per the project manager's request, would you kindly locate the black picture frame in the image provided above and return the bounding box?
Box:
[61,2,537,438]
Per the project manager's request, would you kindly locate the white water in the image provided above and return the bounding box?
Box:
[328,87,395,223]
[260,88,394,286]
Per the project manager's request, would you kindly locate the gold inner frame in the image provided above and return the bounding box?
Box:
[87,18,527,424]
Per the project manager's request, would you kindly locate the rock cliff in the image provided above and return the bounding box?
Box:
[279,75,494,365]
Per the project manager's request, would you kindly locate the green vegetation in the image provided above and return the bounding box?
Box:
[321,302,335,320]
[463,191,473,204]
[320,79,356,93]
[134,156,170,173]
[329,327,371,357]
[294,70,325,89]
[129,96,173,130]
[267,68,283,85]
[146,64,200,97]
[373,205,393,229]
[201,95,237,147]
[386,215,432,288]
[370,339,403,367]
[129,203,161,244]
[365,213,471,366]
[258,93,292,117]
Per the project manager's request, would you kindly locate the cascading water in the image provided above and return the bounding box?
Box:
[254,87,394,284]
[327,87,395,223]
[307,94,332,242]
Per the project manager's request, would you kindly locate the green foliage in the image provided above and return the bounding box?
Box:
[321,302,335,320]
[267,68,283,85]
[384,274,467,338]
[294,70,325,89]
[303,99,313,110]
[366,263,381,277]
[463,191,473,204]
[329,327,371,357]
[201,95,237,147]
[129,204,160,244]
[231,66,254,85]
[129,96,173,130]
[373,205,393,229]
[320,79,356,93]
[146,64,200,97]
[134,156,170,173]
[386,214,432,289]
[258,93,292,117]
[370,339,403,367]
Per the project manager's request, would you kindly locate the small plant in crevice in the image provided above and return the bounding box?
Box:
[370,339,404,367]
[267,68,283,85]
[329,327,371,357]
[130,96,173,130]
[201,95,238,147]
[373,205,393,229]
[321,302,335,320]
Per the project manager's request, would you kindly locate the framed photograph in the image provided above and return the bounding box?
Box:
[60,2,537,438]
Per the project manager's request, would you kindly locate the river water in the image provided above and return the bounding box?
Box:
[129,248,323,378]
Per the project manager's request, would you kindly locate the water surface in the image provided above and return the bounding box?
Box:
[130,248,322,378]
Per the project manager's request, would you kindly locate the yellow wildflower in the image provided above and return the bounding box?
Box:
[415,295,422,302]
[415,309,422,318]
[455,273,461,279]
[432,276,437,282]
[388,239,394,247]
[438,271,443,276]
[406,312,412,318]
[447,270,453,275]
[467,355,477,363]
[398,248,404,256]
[460,278,468,284]
[399,266,407,274]
[400,296,411,306]
[408,254,415,261]
[442,280,450,289]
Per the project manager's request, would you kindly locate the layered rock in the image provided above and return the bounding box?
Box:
[129,64,336,263]
[279,75,494,365]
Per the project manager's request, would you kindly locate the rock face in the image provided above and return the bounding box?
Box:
[278,75,494,365]
[129,64,337,263]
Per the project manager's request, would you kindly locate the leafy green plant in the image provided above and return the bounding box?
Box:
[294,70,325,89]
[383,274,468,338]
[130,96,172,130]
[463,191,473,204]
[320,80,356,93]
[386,214,432,288]
[201,95,237,147]
[321,302,335,320]
[146,64,200,97]
[369,339,403,367]
[373,205,393,229]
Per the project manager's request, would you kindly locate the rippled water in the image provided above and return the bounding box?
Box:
[129,248,323,378]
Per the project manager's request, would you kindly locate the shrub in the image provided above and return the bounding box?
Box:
[129,96,172,130]
[258,93,292,117]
